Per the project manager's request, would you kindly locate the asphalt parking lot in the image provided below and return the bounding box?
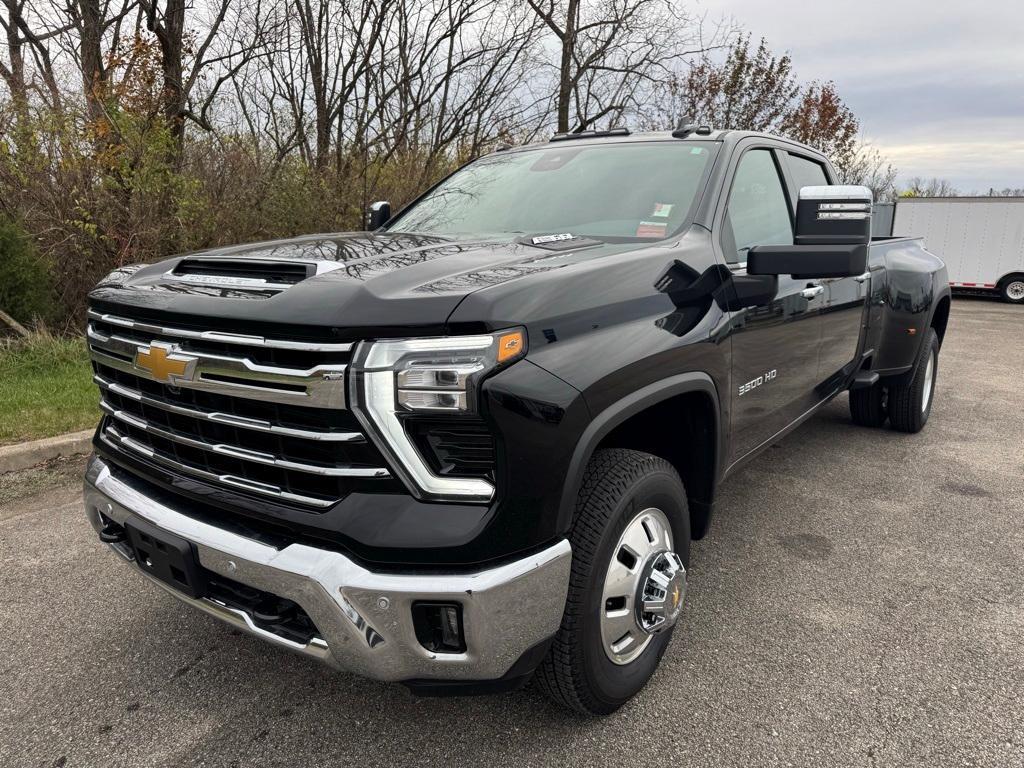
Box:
[2,299,1022,768]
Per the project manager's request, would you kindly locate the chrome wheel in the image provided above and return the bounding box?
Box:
[600,507,686,665]
[922,349,935,414]
[1006,280,1024,302]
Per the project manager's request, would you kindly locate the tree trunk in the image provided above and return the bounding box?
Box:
[78,0,106,127]
[163,0,187,152]
[556,0,579,133]
[145,0,188,156]
[2,5,30,132]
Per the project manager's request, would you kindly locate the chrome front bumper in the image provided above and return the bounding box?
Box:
[83,455,571,682]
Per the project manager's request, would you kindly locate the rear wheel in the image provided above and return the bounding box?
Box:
[536,449,690,716]
[887,327,939,433]
[850,382,888,428]
[1000,276,1024,304]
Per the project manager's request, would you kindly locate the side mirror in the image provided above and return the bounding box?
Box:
[795,185,872,246]
[366,200,391,231]
[748,185,871,278]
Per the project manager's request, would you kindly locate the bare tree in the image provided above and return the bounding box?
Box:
[137,0,268,149]
[55,0,138,128]
[526,0,709,133]
[900,177,958,198]
[0,0,65,122]
[239,0,542,180]
[840,143,898,202]
[383,2,540,163]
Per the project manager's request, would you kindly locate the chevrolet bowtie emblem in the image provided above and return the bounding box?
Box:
[134,342,197,384]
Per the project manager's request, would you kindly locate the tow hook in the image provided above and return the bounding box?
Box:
[99,523,127,544]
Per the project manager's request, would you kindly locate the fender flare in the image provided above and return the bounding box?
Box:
[905,282,952,370]
[556,371,723,534]
[927,283,952,330]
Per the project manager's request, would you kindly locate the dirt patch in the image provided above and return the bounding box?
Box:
[0,454,88,509]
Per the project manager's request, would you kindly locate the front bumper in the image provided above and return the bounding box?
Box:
[83,454,571,683]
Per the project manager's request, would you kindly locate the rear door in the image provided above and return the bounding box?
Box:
[720,144,823,462]
[783,151,868,386]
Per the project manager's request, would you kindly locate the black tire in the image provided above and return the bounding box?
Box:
[536,448,690,716]
[887,327,938,433]
[849,382,887,428]
[1000,275,1024,304]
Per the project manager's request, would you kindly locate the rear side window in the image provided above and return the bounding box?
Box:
[725,149,793,262]
[787,153,830,191]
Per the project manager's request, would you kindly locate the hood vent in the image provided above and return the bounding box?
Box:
[171,258,315,291]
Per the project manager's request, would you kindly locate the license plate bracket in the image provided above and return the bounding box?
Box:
[124,518,207,599]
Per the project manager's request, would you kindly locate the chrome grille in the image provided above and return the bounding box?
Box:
[86,320,348,409]
[88,309,393,508]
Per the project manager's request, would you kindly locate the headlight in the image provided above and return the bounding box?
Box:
[350,329,526,502]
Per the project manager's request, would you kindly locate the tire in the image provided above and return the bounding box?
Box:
[536,448,690,716]
[850,382,887,428]
[1000,276,1024,304]
[887,327,938,433]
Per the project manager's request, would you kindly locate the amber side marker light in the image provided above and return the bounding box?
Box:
[497,329,526,363]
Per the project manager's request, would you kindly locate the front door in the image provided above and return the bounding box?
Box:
[721,147,824,462]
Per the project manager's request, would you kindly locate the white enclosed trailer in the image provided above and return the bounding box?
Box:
[892,197,1024,303]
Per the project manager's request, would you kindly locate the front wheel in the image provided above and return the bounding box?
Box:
[536,449,690,716]
[888,327,939,433]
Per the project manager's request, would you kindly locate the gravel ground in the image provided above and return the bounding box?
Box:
[2,299,1022,768]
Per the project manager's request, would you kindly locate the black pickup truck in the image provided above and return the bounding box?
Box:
[83,127,950,715]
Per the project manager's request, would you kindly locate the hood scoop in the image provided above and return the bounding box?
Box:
[169,258,321,292]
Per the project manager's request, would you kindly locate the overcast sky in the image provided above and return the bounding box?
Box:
[694,0,1024,192]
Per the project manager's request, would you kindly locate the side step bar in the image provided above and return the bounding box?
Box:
[849,371,880,390]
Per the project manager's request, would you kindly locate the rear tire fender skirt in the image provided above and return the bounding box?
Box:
[556,372,722,535]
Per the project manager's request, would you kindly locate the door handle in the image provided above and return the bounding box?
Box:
[854,271,872,283]
[801,285,825,299]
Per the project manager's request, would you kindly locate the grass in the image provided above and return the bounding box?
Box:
[0,333,97,446]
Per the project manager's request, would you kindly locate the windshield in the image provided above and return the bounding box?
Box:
[387,141,717,241]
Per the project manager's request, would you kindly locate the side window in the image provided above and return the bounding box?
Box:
[725,149,793,262]
[787,153,830,191]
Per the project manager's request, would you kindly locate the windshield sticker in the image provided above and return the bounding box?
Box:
[636,221,667,238]
[651,203,673,218]
[532,233,575,245]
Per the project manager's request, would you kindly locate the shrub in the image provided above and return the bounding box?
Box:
[0,216,54,326]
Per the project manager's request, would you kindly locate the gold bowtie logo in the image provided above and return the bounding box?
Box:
[672,584,682,610]
[134,342,197,384]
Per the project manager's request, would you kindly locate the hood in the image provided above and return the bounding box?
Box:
[88,231,626,340]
